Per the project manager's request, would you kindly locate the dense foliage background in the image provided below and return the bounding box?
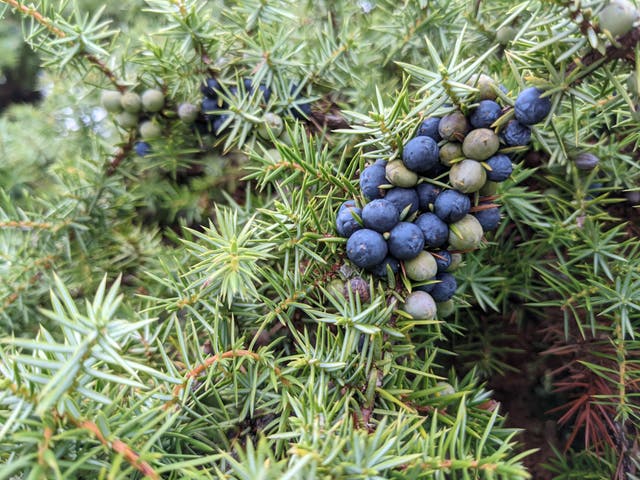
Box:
[0,0,639,478]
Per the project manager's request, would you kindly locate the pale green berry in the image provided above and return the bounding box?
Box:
[257,113,284,139]
[386,160,418,188]
[479,180,499,196]
[120,92,142,113]
[139,120,162,139]
[448,214,484,250]
[449,159,487,193]
[599,0,638,37]
[439,142,463,167]
[437,299,455,318]
[403,291,437,320]
[462,128,500,161]
[496,26,517,45]
[404,251,437,282]
[467,74,498,101]
[116,111,139,128]
[447,253,463,271]
[141,89,165,112]
[435,381,456,397]
[178,103,199,123]
[101,90,123,113]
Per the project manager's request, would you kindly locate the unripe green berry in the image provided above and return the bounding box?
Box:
[448,214,484,250]
[439,142,463,167]
[467,74,498,101]
[178,102,199,123]
[449,159,487,193]
[120,92,142,113]
[141,89,165,112]
[599,0,638,38]
[386,160,418,188]
[139,120,162,140]
[101,90,123,113]
[404,251,437,282]
[438,112,470,141]
[462,128,500,161]
[435,381,456,397]
[116,111,139,128]
[328,279,345,297]
[479,180,499,196]
[263,148,282,162]
[496,26,517,45]
[447,253,463,271]
[257,113,284,139]
[403,291,437,320]
[437,299,455,318]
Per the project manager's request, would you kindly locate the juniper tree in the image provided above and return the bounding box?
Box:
[0,1,639,479]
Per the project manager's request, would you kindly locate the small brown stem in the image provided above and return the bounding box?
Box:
[72,418,160,480]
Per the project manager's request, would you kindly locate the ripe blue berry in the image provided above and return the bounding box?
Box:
[416,117,442,141]
[434,190,471,223]
[362,199,400,233]
[289,84,312,119]
[433,250,452,272]
[212,114,230,135]
[201,97,220,119]
[415,183,441,211]
[336,205,363,238]
[387,222,425,260]
[368,255,400,278]
[501,120,531,146]
[384,187,420,217]
[346,229,388,268]
[469,100,502,128]
[430,273,457,302]
[134,141,152,157]
[514,87,552,125]
[339,200,357,213]
[473,206,501,232]
[402,136,440,173]
[360,163,388,200]
[201,78,222,98]
[485,154,513,182]
[414,213,449,248]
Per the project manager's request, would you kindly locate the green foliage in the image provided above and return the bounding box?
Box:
[0,0,639,479]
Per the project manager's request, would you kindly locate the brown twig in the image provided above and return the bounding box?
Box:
[567,27,640,83]
[72,418,160,480]
[166,349,261,409]
[106,134,136,176]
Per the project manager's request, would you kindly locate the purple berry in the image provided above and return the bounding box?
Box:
[514,87,552,125]
[346,229,388,268]
[469,100,502,128]
[434,190,471,223]
[485,154,513,182]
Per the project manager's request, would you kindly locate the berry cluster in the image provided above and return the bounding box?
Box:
[101,78,314,157]
[100,89,166,157]
[336,78,552,320]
